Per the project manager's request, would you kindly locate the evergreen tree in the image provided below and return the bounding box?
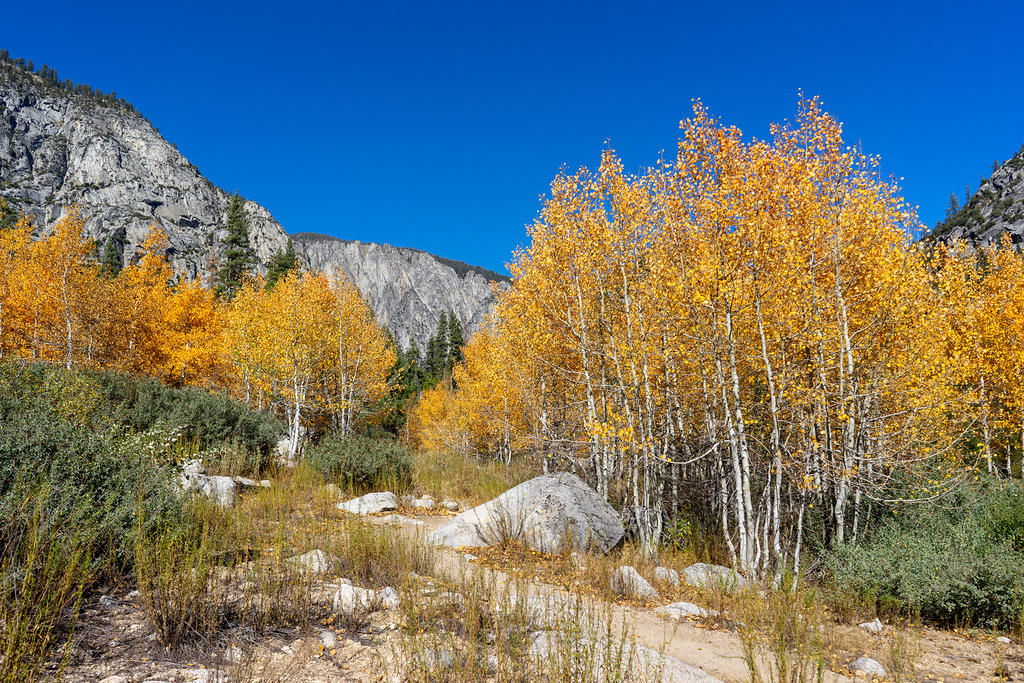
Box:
[266,238,298,289]
[945,193,960,219]
[448,311,464,364]
[216,193,254,299]
[100,232,124,276]
[0,199,17,230]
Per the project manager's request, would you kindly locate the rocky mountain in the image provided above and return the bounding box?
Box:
[0,58,504,349]
[294,234,507,350]
[930,144,1024,247]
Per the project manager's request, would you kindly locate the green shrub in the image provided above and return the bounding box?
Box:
[88,369,284,469]
[0,363,185,573]
[307,434,412,492]
[827,485,1024,629]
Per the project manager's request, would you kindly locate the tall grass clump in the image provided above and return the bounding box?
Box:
[390,571,662,683]
[0,491,97,682]
[733,587,829,683]
[412,450,537,505]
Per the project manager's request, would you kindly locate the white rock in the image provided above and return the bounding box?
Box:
[99,677,130,683]
[442,500,460,511]
[224,644,243,663]
[654,566,680,585]
[337,491,398,514]
[259,479,272,488]
[377,586,400,609]
[427,472,624,554]
[178,468,237,507]
[859,617,884,634]
[380,513,425,527]
[319,630,338,648]
[998,635,1011,644]
[609,566,659,600]
[333,583,383,615]
[288,549,336,575]
[681,563,751,591]
[413,497,436,509]
[851,657,886,677]
[655,601,715,619]
[423,649,455,670]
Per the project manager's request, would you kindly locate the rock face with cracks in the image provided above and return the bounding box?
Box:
[426,472,624,553]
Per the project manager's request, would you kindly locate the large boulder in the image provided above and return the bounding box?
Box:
[337,492,398,514]
[426,472,623,554]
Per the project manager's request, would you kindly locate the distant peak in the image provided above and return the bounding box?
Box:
[291,232,510,283]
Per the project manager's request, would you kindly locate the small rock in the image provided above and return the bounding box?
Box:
[99,677,130,683]
[423,649,455,669]
[610,566,659,600]
[378,586,400,609]
[413,497,436,510]
[653,566,680,586]
[654,601,714,619]
[463,553,477,561]
[337,491,398,514]
[233,476,257,488]
[320,630,338,648]
[569,551,587,571]
[858,618,884,634]
[380,514,425,527]
[681,562,751,591]
[998,635,1011,644]
[484,653,499,674]
[259,479,272,488]
[851,657,886,677]
[224,644,243,663]
[288,549,336,575]
[99,594,117,607]
[442,500,459,511]
[125,590,140,600]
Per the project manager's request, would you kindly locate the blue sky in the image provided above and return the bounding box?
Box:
[3,1,1023,273]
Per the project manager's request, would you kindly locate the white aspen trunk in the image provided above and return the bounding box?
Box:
[725,309,754,571]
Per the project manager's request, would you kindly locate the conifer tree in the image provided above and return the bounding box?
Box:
[216,193,254,299]
[0,199,16,230]
[447,311,464,364]
[266,238,298,289]
[100,232,124,276]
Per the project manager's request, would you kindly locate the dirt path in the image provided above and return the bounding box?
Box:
[372,514,851,683]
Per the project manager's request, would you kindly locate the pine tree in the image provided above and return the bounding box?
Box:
[448,311,464,364]
[100,232,124,276]
[216,193,254,299]
[0,199,17,230]
[946,193,961,219]
[266,238,298,289]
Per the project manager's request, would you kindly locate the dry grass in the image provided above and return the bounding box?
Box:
[387,568,666,682]
[412,450,538,507]
[134,466,435,654]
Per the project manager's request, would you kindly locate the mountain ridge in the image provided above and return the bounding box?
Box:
[0,55,502,349]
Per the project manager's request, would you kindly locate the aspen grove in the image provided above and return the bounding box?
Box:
[0,206,395,442]
[413,98,1022,576]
